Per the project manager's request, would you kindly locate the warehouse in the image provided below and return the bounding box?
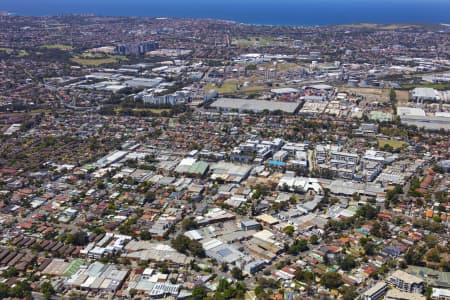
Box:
[210,98,300,113]
[66,262,129,292]
[202,239,246,264]
[411,87,440,103]
[270,88,299,95]
[210,162,252,183]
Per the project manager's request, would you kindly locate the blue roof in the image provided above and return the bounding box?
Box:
[382,246,402,256]
[268,160,285,166]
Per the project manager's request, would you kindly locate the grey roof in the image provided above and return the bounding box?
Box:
[363,281,387,297]
[241,220,260,227]
[205,243,245,264]
[399,115,450,131]
[412,87,439,99]
[271,88,299,94]
[211,98,300,113]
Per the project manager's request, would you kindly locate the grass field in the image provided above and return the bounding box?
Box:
[41,44,73,50]
[241,85,270,93]
[63,259,84,276]
[71,54,127,66]
[205,79,272,95]
[233,37,273,47]
[114,107,171,115]
[135,108,171,114]
[378,138,407,150]
[204,80,239,94]
[0,48,28,57]
[0,47,13,54]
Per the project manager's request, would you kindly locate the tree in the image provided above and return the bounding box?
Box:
[357,204,378,220]
[213,278,247,300]
[68,231,89,246]
[2,266,18,278]
[41,281,55,300]
[9,280,32,299]
[288,239,308,255]
[321,272,343,289]
[252,189,261,199]
[405,245,427,266]
[371,221,382,237]
[294,269,314,284]
[339,255,357,271]
[181,217,198,231]
[424,286,433,300]
[144,191,156,203]
[171,234,205,257]
[283,225,295,236]
[254,285,267,299]
[231,267,244,280]
[0,283,9,299]
[188,239,205,258]
[191,286,207,300]
[220,262,229,272]
[341,286,358,300]
[363,242,376,256]
[139,230,152,240]
[390,89,397,103]
[426,248,441,263]
[309,234,319,244]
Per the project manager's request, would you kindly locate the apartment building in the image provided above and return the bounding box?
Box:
[387,270,424,294]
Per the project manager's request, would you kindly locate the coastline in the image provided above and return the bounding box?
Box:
[1,0,450,27]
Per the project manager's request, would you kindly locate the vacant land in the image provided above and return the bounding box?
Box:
[378,138,407,150]
[341,87,390,102]
[277,63,299,71]
[395,90,410,104]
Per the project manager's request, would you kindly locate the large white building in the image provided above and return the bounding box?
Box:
[142,92,186,105]
[363,281,387,300]
[411,87,441,103]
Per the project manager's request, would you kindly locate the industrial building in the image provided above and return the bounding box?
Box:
[411,88,441,103]
[66,262,129,292]
[210,162,253,183]
[397,107,450,130]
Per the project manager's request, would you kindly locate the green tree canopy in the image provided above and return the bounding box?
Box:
[321,272,343,289]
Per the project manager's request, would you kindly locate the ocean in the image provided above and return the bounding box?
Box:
[1,0,450,26]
